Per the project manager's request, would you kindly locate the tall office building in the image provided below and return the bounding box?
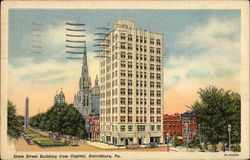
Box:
[24,97,29,130]
[99,20,164,145]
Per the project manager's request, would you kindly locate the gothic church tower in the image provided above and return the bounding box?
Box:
[74,42,92,131]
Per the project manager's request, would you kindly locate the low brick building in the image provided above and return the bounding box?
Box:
[89,113,100,141]
[163,113,182,143]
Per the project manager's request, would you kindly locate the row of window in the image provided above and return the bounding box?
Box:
[99,116,162,123]
[119,98,161,105]
[164,130,180,133]
[100,124,161,132]
[112,34,161,45]
[112,43,162,53]
[100,86,162,98]
[100,107,162,114]
[163,123,181,128]
[111,52,162,63]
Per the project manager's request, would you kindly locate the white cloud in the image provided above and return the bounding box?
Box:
[166,17,240,91]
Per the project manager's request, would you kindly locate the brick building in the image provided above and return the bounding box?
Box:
[181,111,197,143]
[89,113,100,141]
[163,113,182,143]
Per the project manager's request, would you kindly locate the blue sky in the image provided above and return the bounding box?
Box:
[8,9,241,115]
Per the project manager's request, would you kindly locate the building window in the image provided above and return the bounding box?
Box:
[156,91,161,97]
[128,34,132,41]
[128,125,133,131]
[121,61,126,67]
[150,116,154,122]
[156,56,161,63]
[120,107,126,113]
[150,73,154,79]
[150,90,155,96]
[128,116,133,122]
[156,39,161,45]
[128,80,132,86]
[157,99,161,105]
[128,107,132,114]
[150,82,155,88]
[150,125,155,131]
[150,99,154,105]
[157,108,161,114]
[128,52,132,59]
[128,98,133,105]
[121,70,126,77]
[157,125,161,131]
[156,48,161,54]
[120,33,126,40]
[136,116,139,122]
[150,64,154,71]
[150,38,154,44]
[120,88,126,95]
[157,116,161,122]
[137,125,145,131]
[128,89,133,95]
[156,65,161,71]
[128,62,132,68]
[121,52,126,58]
[150,108,154,114]
[121,79,126,85]
[120,98,126,104]
[128,71,133,77]
[120,116,126,122]
[156,73,161,80]
[128,43,132,50]
[120,42,126,49]
[156,82,161,88]
[120,125,125,131]
[150,56,154,62]
[150,47,154,53]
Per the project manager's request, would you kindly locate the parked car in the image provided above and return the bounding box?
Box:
[126,143,141,149]
[71,141,79,146]
[54,136,62,142]
[145,142,159,148]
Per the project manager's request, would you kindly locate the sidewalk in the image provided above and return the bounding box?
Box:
[81,140,126,150]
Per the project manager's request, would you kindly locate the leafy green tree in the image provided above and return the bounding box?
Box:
[8,100,24,138]
[30,103,86,138]
[189,86,240,149]
[172,135,181,147]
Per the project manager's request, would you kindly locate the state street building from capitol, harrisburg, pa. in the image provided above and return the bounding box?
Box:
[99,20,164,145]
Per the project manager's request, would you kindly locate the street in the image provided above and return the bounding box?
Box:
[14,136,169,152]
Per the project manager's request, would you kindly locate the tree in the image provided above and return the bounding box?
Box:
[189,86,240,149]
[7,100,24,138]
[29,103,86,138]
[172,135,181,147]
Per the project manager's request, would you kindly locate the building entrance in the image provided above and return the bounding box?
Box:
[138,138,142,145]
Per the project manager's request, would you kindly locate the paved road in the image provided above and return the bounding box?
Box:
[14,136,169,152]
[15,128,169,152]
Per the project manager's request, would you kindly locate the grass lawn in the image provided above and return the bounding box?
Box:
[25,130,67,147]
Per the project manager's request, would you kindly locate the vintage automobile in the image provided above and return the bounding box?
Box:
[71,141,79,146]
[145,142,159,148]
[126,143,141,149]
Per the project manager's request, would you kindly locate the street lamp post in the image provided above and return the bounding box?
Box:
[228,124,231,151]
